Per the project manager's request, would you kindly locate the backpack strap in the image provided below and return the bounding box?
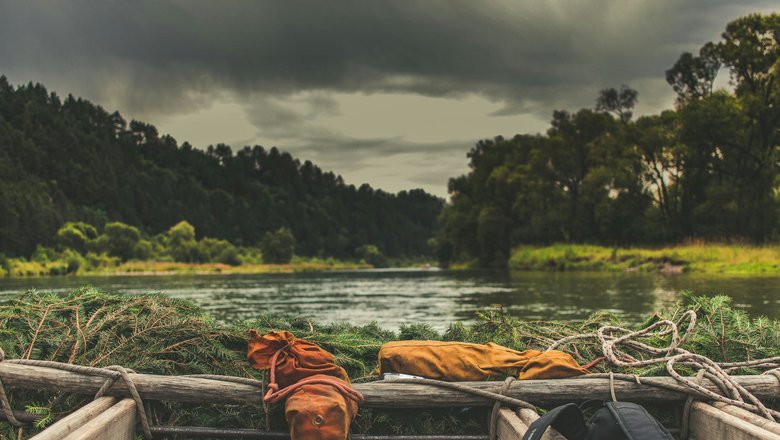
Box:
[522,403,588,440]
[607,402,675,440]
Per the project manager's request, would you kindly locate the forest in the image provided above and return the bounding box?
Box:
[0,77,443,265]
[434,13,780,267]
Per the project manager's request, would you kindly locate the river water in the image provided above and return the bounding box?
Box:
[1,269,779,330]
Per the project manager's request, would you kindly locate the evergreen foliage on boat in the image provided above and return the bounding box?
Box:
[1,288,780,438]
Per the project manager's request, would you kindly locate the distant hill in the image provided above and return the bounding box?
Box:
[0,76,443,258]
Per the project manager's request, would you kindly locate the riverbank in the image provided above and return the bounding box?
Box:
[509,244,780,274]
[0,288,776,438]
[0,257,371,278]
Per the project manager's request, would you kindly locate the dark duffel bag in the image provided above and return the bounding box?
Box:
[522,401,675,440]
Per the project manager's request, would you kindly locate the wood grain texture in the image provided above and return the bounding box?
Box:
[61,399,136,440]
[710,401,780,436]
[496,408,528,440]
[2,363,779,408]
[31,397,117,440]
[689,401,780,440]
[516,408,566,440]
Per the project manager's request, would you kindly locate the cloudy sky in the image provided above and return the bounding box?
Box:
[2,1,777,197]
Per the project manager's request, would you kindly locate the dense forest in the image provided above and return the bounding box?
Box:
[434,13,780,267]
[0,78,443,261]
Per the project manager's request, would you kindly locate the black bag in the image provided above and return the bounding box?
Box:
[522,401,675,440]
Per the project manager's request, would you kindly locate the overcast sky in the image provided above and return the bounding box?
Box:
[2,1,777,197]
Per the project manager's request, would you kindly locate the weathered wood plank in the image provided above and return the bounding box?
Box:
[496,408,528,440]
[689,401,780,440]
[61,399,136,440]
[710,401,780,436]
[516,408,566,440]
[0,363,262,406]
[2,363,779,407]
[31,397,117,440]
[360,375,780,408]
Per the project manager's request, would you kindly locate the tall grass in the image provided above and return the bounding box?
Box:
[509,243,780,274]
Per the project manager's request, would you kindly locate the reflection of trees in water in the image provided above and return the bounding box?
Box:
[459,272,780,323]
[3,271,780,327]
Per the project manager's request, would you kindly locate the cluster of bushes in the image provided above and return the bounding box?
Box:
[0,220,301,276]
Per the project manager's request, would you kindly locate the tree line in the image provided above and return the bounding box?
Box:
[434,13,780,267]
[0,79,443,261]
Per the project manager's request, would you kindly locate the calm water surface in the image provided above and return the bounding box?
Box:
[1,269,779,330]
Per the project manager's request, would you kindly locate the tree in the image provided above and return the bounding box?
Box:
[99,222,142,261]
[665,42,721,104]
[165,221,199,262]
[55,221,98,253]
[355,244,388,268]
[595,85,638,123]
[260,228,295,264]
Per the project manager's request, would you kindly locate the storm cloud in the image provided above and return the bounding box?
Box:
[2,0,777,196]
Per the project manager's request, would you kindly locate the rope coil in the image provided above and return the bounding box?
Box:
[551,310,780,421]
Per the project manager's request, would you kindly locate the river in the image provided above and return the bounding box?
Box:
[1,269,779,330]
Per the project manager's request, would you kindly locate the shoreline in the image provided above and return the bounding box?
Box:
[0,260,374,278]
[508,244,780,275]
[0,259,439,279]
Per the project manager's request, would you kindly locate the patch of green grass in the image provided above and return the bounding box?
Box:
[509,243,780,274]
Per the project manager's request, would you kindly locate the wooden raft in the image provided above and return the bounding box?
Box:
[3,363,780,439]
[3,363,780,407]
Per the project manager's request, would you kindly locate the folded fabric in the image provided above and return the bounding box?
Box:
[247,329,350,388]
[376,340,589,381]
[247,330,361,440]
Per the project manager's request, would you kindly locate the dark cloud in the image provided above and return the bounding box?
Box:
[3,0,776,116]
[1,0,776,196]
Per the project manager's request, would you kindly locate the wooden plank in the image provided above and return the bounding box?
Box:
[0,363,262,406]
[516,408,566,440]
[61,399,136,440]
[710,401,780,436]
[2,363,780,407]
[689,401,780,440]
[496,408,528,440]
[31,397,117,440]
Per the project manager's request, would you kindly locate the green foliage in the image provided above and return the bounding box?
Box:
[2,289,779,438]
[0,79,442,260]
[355,244,388,268]
[164,221,200,262]
[260,227,295,264]
[440,12,780,267]
[55,222,98,253]
[59,248,87,274]
[198,237,240,266]
[98,222,142,261]
[85,251,119,269]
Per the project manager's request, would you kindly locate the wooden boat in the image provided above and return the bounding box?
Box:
[3,362,780,439]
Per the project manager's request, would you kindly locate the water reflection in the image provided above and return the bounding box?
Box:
[0,270,779,330]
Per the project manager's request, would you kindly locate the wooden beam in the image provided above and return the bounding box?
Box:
[31,397,117,440]
[358,375,780,408]
[516,409,566,440]
[2,363,779,408]
[688,401,780,440]
[0,363,262,406]
[61,399,136,440]
[710,401,780,436]
[496,408,528,440]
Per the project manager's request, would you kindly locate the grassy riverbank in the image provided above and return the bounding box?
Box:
[0,256,370,277]
[509,244,780,274]
[0,288,778,438]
